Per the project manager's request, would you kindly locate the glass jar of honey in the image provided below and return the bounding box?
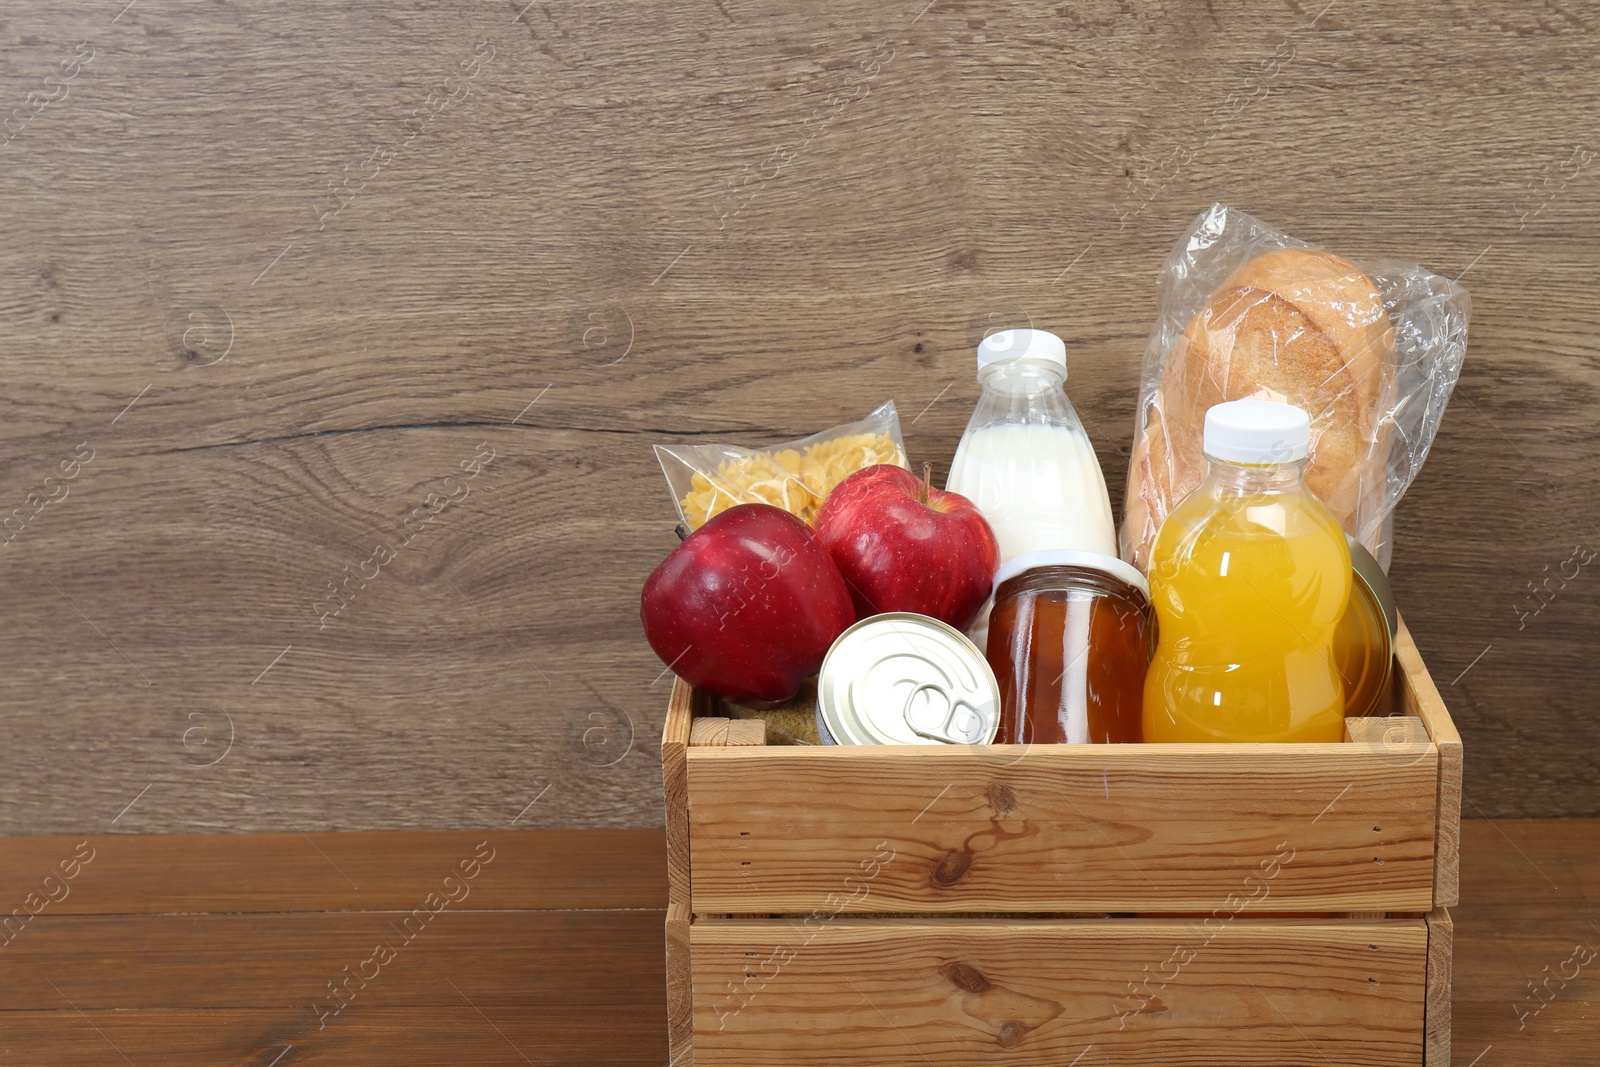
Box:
[986,549,1152,744]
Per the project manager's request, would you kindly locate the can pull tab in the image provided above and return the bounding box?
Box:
[902,682,986,744]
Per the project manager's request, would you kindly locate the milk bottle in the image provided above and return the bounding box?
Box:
[946,329,1118,646]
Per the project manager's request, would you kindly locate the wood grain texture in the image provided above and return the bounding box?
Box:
[0,0,1592,835]
[1426,907,1454,1067]
[666,901,695,1067]
[690,916,1428,1065]
[0,828,675,1065]
[1453,818,1600,1066]
[663,679,696,917]
[1345,716,1429,746]
[0,828,666,914]
[1398,621,1466,908]
[0,1008,668,1067]
[0,910,665,1010]
[0,822,1597,1064]
[663,683,698,1065]
[689,716,766,746]
[685,740,1437,913]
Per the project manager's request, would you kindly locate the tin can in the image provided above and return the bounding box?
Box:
[1336,535,1398,718]
[815,612,1000,745]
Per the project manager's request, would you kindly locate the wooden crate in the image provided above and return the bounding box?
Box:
[662,620,1461,1067]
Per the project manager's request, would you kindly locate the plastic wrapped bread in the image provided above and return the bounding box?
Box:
[1122,205,1471,572]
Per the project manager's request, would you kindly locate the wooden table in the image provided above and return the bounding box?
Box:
[0,820,1592,1065]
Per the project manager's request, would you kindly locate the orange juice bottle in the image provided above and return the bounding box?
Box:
[1143,401,1352,743]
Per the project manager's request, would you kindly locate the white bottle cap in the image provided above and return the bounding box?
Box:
[976,328,1067,373]
[1203,400,1311,464]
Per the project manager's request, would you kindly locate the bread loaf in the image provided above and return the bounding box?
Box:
[1122,247,1394,571]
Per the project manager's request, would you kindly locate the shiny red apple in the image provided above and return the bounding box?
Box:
[641,503,855,702]
[815,464,998,630]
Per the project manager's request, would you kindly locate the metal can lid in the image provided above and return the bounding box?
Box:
[816,612,1000,745]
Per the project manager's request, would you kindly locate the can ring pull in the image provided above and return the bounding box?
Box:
[902,681,985,745]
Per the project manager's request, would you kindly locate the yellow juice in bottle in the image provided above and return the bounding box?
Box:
[1143,401,1352,743]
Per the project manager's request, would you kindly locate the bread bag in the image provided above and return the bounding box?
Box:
[1122,205,1470,571]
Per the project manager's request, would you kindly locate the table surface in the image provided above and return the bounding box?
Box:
[0,819,1592,1065]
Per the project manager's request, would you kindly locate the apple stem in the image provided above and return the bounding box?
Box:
[673,523,690,542]
[920,463,932,507]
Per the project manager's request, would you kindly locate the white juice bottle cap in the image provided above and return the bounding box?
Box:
[1203,400,1311,465]
[976,328,1067,373]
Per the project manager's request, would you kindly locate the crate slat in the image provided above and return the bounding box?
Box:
[686,740,1437,914]
[691,916,1428,1066]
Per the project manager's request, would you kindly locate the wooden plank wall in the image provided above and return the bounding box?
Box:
[0,0,1594,833]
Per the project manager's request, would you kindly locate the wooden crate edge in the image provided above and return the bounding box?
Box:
[666,900,694,1067]
[664,678,696,1066]
[1396,617,1463,909]
[1425,906,1453,1067]
[663,678,695,909]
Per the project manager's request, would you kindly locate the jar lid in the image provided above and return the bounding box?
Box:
[993,548,1149,597]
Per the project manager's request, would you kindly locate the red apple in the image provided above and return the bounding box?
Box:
[641,503,855,702]
[815,464,998,630]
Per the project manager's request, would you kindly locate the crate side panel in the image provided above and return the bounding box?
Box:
[686,743,1437,913]
[691,917,1428,1066]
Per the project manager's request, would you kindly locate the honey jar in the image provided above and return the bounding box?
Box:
[986,549,1153,744]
